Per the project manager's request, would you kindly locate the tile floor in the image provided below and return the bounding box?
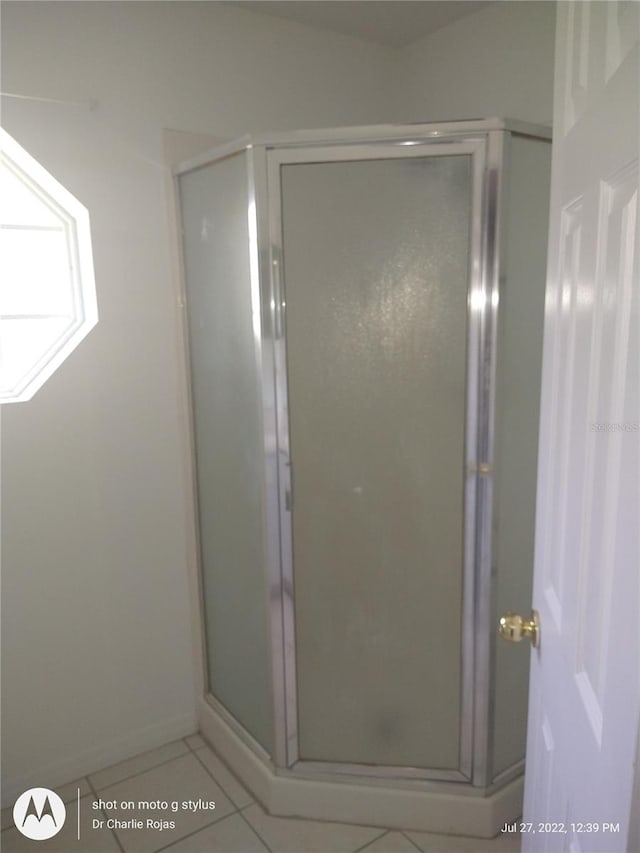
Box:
[1,736,522,853]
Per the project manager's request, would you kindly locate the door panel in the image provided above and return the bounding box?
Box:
[279,154,473,770]
[523,4,639,849]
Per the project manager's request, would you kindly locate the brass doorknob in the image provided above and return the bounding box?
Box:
[498,610,540,648]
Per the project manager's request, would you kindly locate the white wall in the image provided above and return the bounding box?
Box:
[393,1,555,125]
[0,0,555,804]
[0,0,394,804]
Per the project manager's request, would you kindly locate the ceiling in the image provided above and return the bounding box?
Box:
[226,1,494,49]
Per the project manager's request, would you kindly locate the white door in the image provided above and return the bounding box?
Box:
[522,3,639,852]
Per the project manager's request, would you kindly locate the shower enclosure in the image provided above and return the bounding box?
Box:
[176,119,551,835]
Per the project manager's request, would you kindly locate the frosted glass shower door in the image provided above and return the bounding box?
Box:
[276,148,478,772]
[179,152,272,752]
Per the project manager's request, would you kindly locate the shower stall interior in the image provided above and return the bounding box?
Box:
[176,119,551,836]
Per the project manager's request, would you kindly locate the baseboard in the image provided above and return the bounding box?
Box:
[199,698,523,838]
[1,712,198,808]
[198,696,275,807]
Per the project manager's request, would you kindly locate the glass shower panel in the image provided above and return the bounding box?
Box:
[179,153,272,752]
[280,154,472,769]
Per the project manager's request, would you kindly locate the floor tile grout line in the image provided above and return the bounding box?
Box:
[400,829,425,852]
[238,795,400,836]
[237,806,275,853]
[189,735,252,792]
[190,737,259,810]
[88,747,242,853]
[190,744,249,812]
[150,810,244,853]
[118,805,240,853]
[86,774,127,853]
[91,747,192,795]
[352,827,391,852]
[182,735,204,754]
[238,801,398,853]
[1,812,14,833]
[1,805,18,834]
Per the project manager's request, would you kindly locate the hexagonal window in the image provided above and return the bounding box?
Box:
[0,127,97,403]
